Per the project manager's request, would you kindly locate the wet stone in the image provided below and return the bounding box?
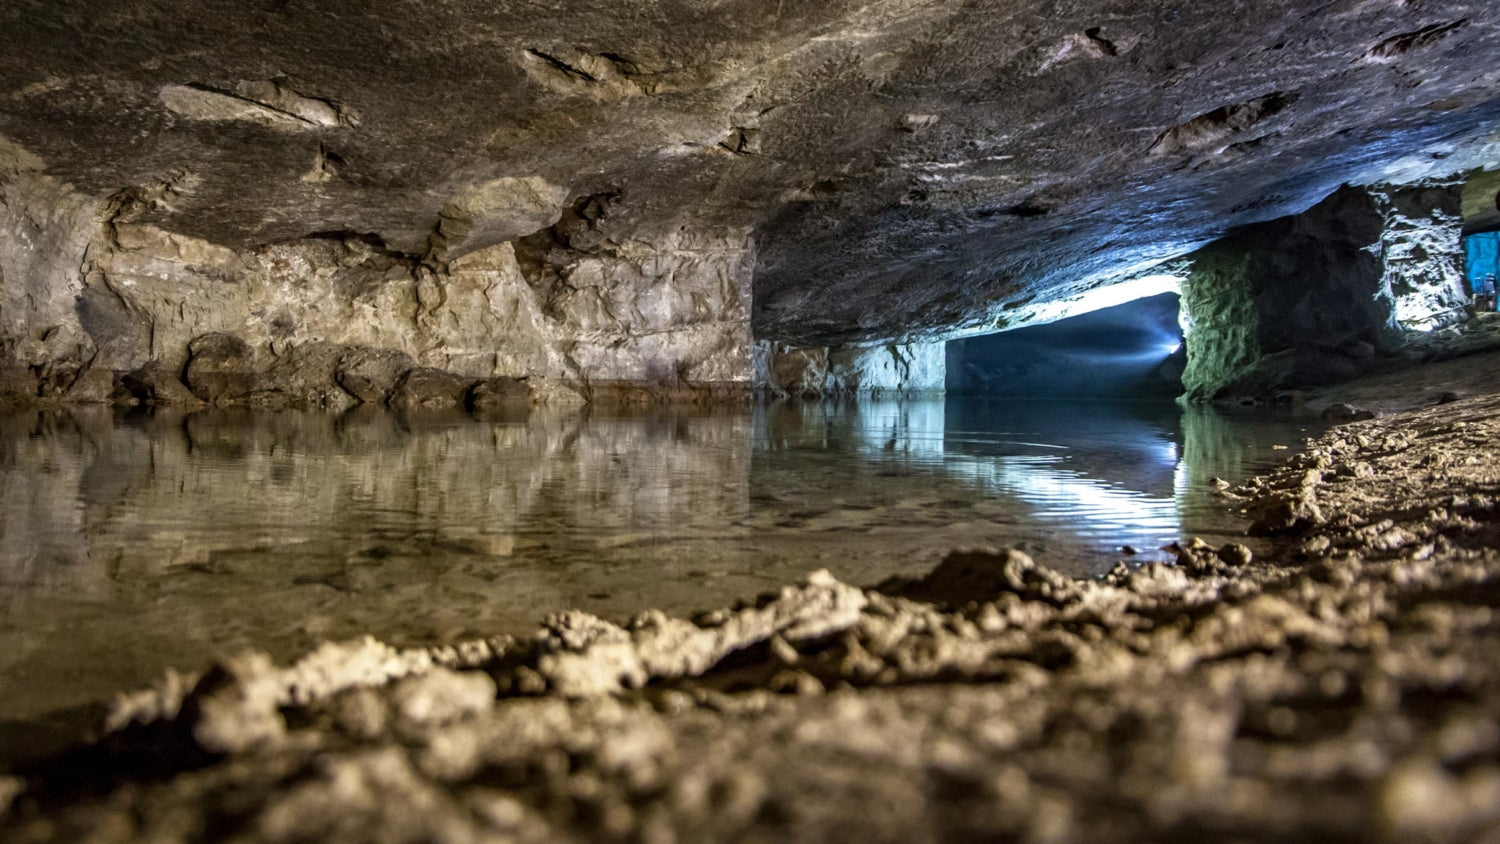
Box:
[387,367,473,410]
[185,332,258,403]
[335,348,416,404]
[122,360,204,406]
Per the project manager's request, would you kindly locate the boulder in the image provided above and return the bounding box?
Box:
[336,348,416,405]
[123,361,204,406]
[388,368,474,410]
[64,364,119,403]
[185,333,258,403]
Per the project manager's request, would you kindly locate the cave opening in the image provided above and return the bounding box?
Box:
[946,288,1187,400]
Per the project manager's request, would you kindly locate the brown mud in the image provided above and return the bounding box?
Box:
[3,393,1500,842]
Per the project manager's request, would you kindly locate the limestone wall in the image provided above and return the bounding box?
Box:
[1462,169,1500,235]
[753,341,945,398]
[1179,182,1471,400]
[1369,180,1467,331]
[0,139,751,408]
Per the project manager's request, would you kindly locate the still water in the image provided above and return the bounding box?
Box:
[0,398,1324,737]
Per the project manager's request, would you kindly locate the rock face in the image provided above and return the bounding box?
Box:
[1370,180,1469,331]
[1179,180,1481,400]
[1180,187,1393,399]
[1464,169,1500,235]
[2,0,1500,383]
[753,341,944,398]
[0,150,753,406]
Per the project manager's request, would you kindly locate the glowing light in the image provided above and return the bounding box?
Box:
[998,274,1185,330]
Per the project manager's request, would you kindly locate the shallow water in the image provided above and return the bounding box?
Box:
[0,398,1325,740]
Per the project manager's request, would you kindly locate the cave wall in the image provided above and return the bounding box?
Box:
[1369,180,1468,330]
[0,142,753,408]
[753,341,944,399]
[1462,170,1500,235]
[1180,181,1473,400]
[1179,185,1388,400]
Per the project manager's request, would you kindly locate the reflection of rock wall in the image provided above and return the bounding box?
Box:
[753,341,944,398]
[0,138,752,408]
[1180,187,1392,399]
[756,399,945,457]
[0,407,751,598]
[0,405,752,723]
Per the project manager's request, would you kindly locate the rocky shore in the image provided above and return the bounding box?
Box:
[3,395,1500,842]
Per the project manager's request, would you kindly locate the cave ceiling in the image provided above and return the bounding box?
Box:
[2,0,1499,346]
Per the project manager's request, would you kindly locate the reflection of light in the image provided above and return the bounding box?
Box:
[942,455,1182,536]
[1167,342,1182,354]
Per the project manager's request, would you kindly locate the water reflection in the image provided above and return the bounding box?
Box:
[0,399,1323,731]
[753,399,1320,563]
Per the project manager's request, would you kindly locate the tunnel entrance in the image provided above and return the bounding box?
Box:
[946,291,1185,399]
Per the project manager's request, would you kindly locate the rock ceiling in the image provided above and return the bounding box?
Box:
[3,0,1499,346]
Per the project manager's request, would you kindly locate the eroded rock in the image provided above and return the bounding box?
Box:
[184,332,257,403]
[121,361,203,406]
[335,348,416,405]
[388,367,474,410]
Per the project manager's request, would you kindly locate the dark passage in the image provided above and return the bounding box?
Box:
[946,292,1186,399]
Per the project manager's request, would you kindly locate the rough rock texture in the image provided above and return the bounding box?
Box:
[5,395,1500,841]
[754,341,944,398]
[0,149,753,406]
[1463,169,1500,235]
[1180,186,1395,400]
[1370,180,1469,331]
[2,0,1500,364]
[1181,179,1489,401]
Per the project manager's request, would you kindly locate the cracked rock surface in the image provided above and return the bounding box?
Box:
[4,395,1500,841]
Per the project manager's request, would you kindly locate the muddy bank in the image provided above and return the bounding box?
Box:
[3,397,1500,842]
